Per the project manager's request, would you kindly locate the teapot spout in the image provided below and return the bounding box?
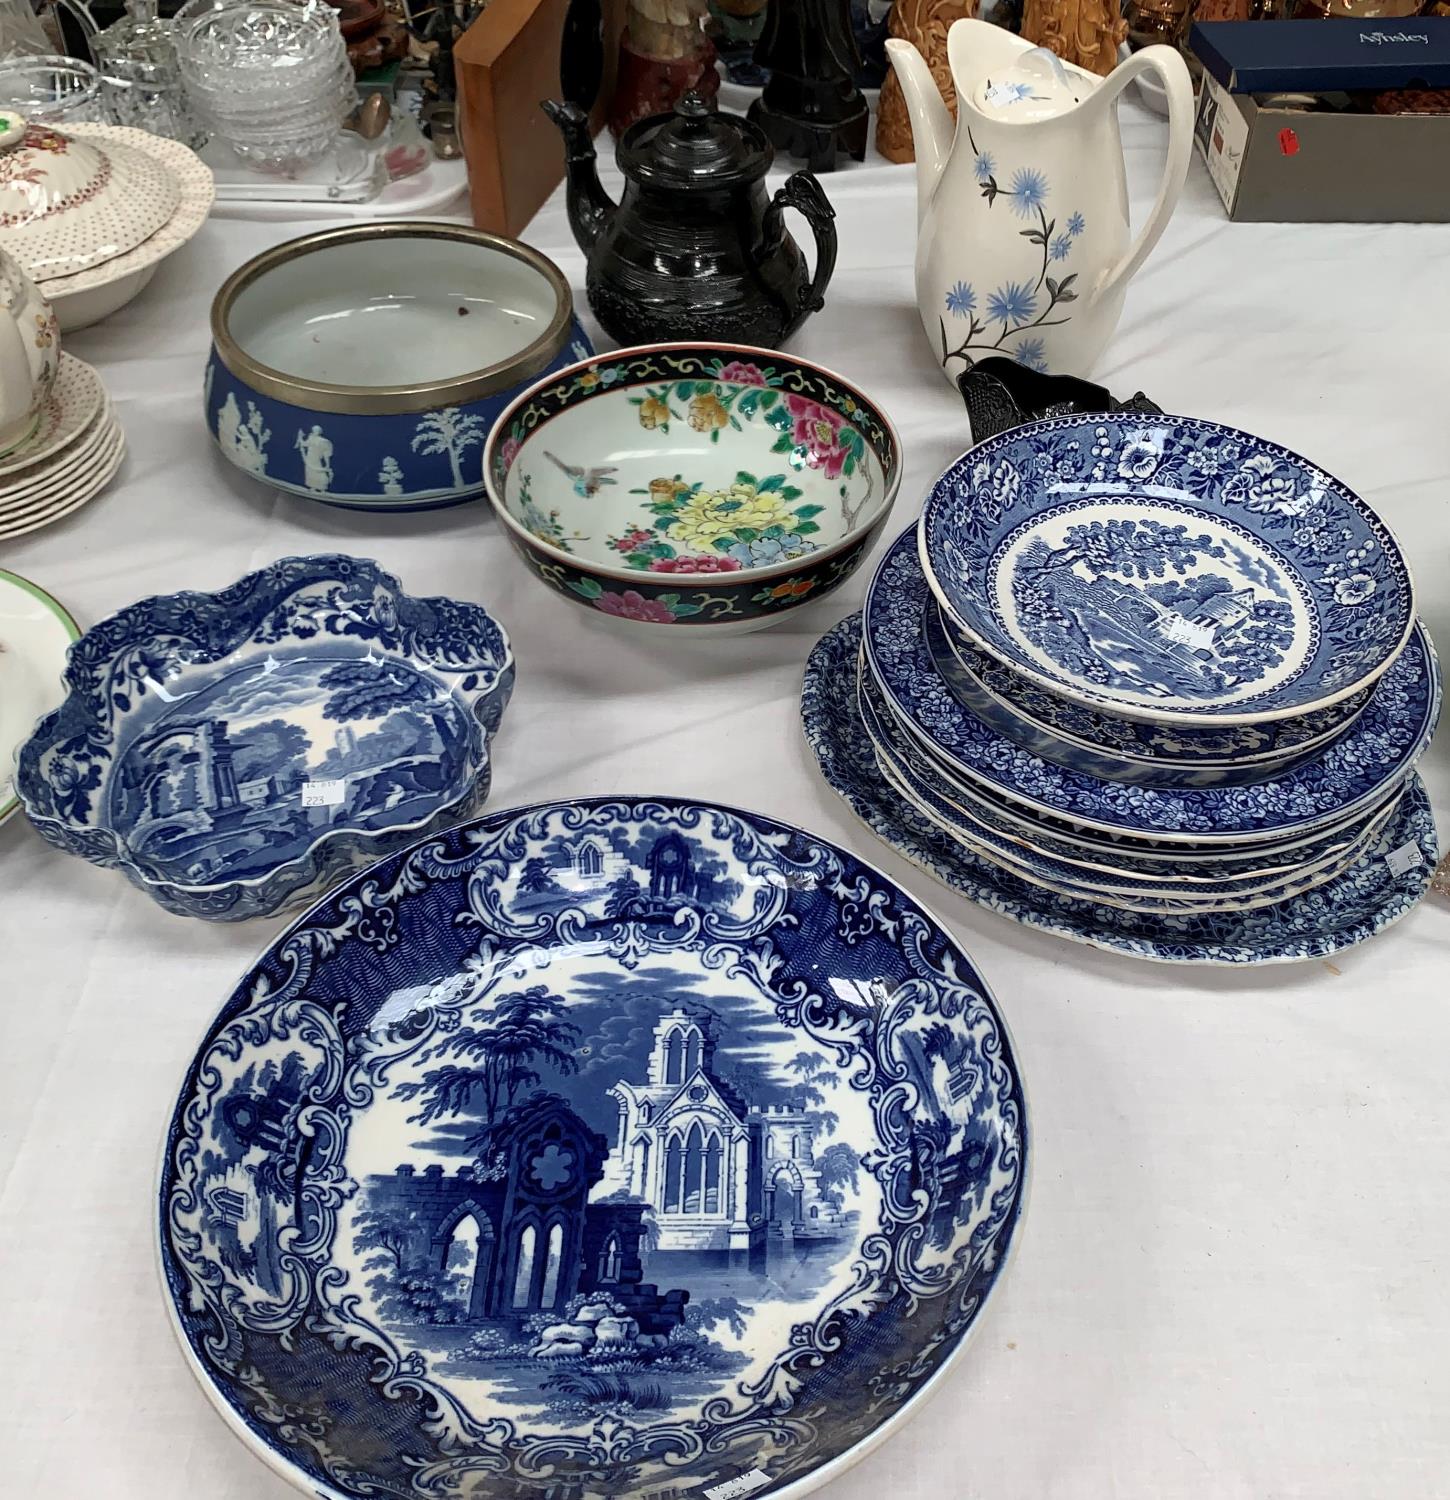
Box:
[885,39,953,227]
[542,99,617,255]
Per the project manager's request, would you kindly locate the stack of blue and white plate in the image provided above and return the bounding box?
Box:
[803,412,1442,964]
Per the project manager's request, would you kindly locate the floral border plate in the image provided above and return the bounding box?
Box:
[158,795,1027,1500]
[866,526,1439,847]
[17,555,513,920]
[803,615,1439,965]
[919,413,1415,724]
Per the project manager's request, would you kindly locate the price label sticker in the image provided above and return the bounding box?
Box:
[302,778,346,808]
[703,1472,772,1500]
[1384,840,1424,877]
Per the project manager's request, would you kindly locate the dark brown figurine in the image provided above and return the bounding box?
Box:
[747,0,869,171]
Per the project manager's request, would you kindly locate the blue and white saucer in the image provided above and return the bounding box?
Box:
[803,616,1440,965]
[919,413,1416,724]
[158,796,1027,1500]
[866,528,1440,847]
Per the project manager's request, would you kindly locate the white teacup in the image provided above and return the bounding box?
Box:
[0,173,61,458]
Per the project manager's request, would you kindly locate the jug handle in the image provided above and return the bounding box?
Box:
[760,171,839,342]
[1093,46,1195,302]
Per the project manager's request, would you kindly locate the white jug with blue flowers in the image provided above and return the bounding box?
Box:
[886,19,1193,382]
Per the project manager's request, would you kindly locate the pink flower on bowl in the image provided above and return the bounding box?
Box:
[611,529,655,554]
[785,394,850,479]
[498,436,521,470]
[718,361,768,387]
[594,589,678,623]
[649,555,741,574]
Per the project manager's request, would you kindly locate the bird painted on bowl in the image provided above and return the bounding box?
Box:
[546,451,618,497]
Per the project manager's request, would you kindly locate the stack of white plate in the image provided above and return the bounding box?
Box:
[803,412,1441,965]
[0,355,124,541]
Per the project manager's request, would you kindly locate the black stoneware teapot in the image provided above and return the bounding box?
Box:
[543,91,838,349]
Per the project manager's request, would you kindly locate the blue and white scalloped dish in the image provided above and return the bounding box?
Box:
[919,413,1415,725]
[157,796,1027,1500]
[16,556,513,921]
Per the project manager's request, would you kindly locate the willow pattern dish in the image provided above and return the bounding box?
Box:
[207,224,591,511]
[863,675,1399,915]
[930,604,1367,783]
[16,556,513,920]
[483,343,901,633]
[919,413,1415,725]
[858,662,1398,906]
[0,568,79,824]
[803,616,1440,965]
[866,527,1440,847]
[34,123,214,331]
[158,795,1027,1500]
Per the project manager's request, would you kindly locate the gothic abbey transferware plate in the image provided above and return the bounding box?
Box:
[157,797,1027,1500]
[866,528,1440,847]
[16,556,512,920]
[803,617,1440,964]
[919,413,1415,725]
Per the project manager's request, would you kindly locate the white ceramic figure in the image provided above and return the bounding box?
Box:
[378,456,404,495]
[296,423,334,491]
[886,20,1193,381]
[0,243,59,454]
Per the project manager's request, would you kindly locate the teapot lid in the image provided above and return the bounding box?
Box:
[618,92,772,189]
[970,46,1089,122]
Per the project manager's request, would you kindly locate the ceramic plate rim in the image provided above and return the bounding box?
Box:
[0,568,80,822]
[0,355,104,477]
[917,412,1417,726]
[0,432,124,540]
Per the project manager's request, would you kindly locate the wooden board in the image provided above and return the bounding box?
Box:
[456,0,624,235]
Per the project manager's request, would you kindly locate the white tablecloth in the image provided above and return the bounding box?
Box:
[3,101,1448,1500]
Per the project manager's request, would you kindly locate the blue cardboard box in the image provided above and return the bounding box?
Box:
[1188,20,1450,222]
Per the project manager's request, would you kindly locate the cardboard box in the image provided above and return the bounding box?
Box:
[1189,19,1450,222]
[456,0,625,236]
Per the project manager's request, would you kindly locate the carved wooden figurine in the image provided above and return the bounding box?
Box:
[1020,0,1127,77]
[876,0,976,164]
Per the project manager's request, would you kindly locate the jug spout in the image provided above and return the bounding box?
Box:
[884,39,953,226]
[542,99,617,255]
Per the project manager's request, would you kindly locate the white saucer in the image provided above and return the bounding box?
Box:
[0,569,80,824]
[0,428,125,541]
[0,404,118,510]
[0,357,106,479]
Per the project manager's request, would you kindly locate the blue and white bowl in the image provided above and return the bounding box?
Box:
[925,605,1363,787]
[16,555,513,920]
[158,795,1027,1499]
[206,224,592,512]
[919,413,1415,725]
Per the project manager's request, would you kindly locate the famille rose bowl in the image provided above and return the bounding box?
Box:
[16,555,513,920]
[919,413,1415,726]
[157,795,1027,1500]
[483,343,902,634]
[206,223,591,511]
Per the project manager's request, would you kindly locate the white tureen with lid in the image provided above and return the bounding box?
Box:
[0,111,180,280]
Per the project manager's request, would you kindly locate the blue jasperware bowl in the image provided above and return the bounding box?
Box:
[920,413,1415,725]
[16,555,513,920]
[157,795,1027,1500]
[206,224,592,512]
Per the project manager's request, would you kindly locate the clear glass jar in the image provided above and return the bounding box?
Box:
[93,0,209,148]
[0,53,104,123]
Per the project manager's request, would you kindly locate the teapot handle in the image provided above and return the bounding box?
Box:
[761,171,838,342]
[1093,46,1194,302]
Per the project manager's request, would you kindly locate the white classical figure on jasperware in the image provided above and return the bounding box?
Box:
[217,392,242,453]
[296,424,335,492]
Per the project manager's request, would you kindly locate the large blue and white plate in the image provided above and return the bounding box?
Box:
[919,414,1416,724]
[867,527,1439,847]
[858,662,1399,911]
[17,556,513,921]
[158,797,1028,1500]
[927,605,1363,786]
[803,617,1440,965]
